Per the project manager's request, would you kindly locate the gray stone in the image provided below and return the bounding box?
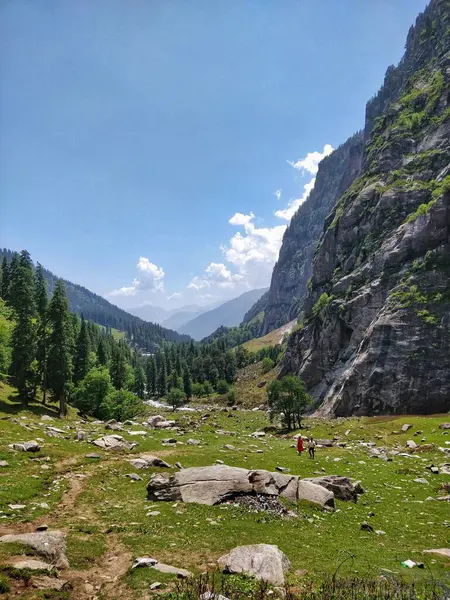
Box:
[86,453,101,459]
[125,473,142,481]
[304,475,363,502]
[152,562,192,578]
[401,424,413,432]
[0,531,69,568]
[150,582,162,590]
[40,415,54,422]
[423,548,450,558]
[187,438,201,445]
[31,576,70,590]
[406,440,418,450]
[92,435,136,451]
[414,478,429,484]
[218,544,290,585]
[439,423,450,430]
[132,557,157,569]
[11,559,53,571]
[76,430,87,441]
[9,440,40,452]
[0,460,9,467]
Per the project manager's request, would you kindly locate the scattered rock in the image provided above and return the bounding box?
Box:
[439,423,450,430]
[275,466,290,472]
[0,460,9,467]
[105,421,124,431]
[315,439,333,447]
[406,440,418,450]
[31,576,70,590]
[223,444,235,450]
[414,478,429,485]
[125,473,142,481]
[36,525,49,532]
[376,530,386,535]
[152,562,192,578]
[360,521,374,532]
[201,594,231,600]
[187,438,201,445]
[423,548,450,558]
[11,559,53,571]
[76,430,87,441]
[92,435,136,451]
[0,531,69,568]
[8,504,26,510]
[130,455,171,469]
[132,557,157,569]
[175,462,183,469]
[40,415,54,422]
[162,438,177,444]
[9,440,40,452]
[251,431,266,438]
[218,544,290,585]
[86,453,101,459]
[150,581,162,590]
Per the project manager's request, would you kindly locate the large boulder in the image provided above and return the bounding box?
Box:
[146,465,336,508]
[92,435,136,451]
[0,531,69,568]
[8,441,40,452]
[304,475,363,502]
[218,544,290,585]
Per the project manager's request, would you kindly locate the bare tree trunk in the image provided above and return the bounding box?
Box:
[59,394,66,418]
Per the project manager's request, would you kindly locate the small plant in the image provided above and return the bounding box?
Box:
[261,357,274,374]
[0,574,10,594]
[312,292,333,317]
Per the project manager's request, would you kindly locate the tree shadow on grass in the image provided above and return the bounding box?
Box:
[0,391,60,418]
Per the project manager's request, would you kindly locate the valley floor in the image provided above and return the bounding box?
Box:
[0,382,449,599]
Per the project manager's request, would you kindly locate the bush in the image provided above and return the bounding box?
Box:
[73,367,113,418]
[99,388,143,421]
[261,357,274,373]
[216,379,229,394]
[312,293,333,318]
[227,388,236,405]
[0,574,10,593]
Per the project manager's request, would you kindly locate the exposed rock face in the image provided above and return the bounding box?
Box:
[0,531,69,568]
[304,476,363,502]
[218,544,290,585]
[281,0,450,416]
[253,133,363,335]
[146,465,337,508]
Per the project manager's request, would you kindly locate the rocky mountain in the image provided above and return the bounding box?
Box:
[281,0,450,416]
[178,288,268,341]
[129,303,206,329]
[0,248,190,350]
[258,132,363,335]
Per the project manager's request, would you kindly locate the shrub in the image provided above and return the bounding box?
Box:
[311,292,333,318]
[216,379,229,394]
[267,376,311,430]
[261,357,274,373]
[167,387,186,411]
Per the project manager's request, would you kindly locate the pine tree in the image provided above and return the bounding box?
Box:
[35,263,49,402]
[1,255,13,302]
[146,355,157,396]
[47,279,73,417]
[73,316,90,385]
[0,257,5,300]
[10,250,36,401]
[157,353,167,396]
[110,347,127,389]
[97,338,109,366]
[183,366,192,400]
[132,364,146,399]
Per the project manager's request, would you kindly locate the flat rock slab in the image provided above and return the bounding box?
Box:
[31,575,70,590]
[0,531,69,568]
[11,559,53,571]
[152,562,192,578]
[218,544,290,585]
[423,548,450,559]
[92,435,136,451]
[147,465,335,508]
[8,441,40,452]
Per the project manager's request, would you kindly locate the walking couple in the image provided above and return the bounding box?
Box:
[297,435,316,458]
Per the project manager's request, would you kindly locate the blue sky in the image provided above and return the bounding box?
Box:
[1,0,427,309]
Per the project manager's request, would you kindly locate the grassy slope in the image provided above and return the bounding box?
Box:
[242,319,296,352]
[1,381,449,598]
[235,361,277,407]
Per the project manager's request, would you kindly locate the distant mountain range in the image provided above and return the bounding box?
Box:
[128,303,213,330]
[177,288,269,340]
[0,248,189,351]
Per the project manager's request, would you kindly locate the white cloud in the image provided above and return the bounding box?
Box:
[186,142,333,300]
[274,177,316,221]
[288,143,333,176]
[107,256,165,297]
[228,212,255,226]
[189,262,244,290]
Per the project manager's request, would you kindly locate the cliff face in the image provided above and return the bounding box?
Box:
[282,0,450,416]
[260,132,363,335]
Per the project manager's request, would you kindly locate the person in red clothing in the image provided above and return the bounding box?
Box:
[297,435,304,455]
